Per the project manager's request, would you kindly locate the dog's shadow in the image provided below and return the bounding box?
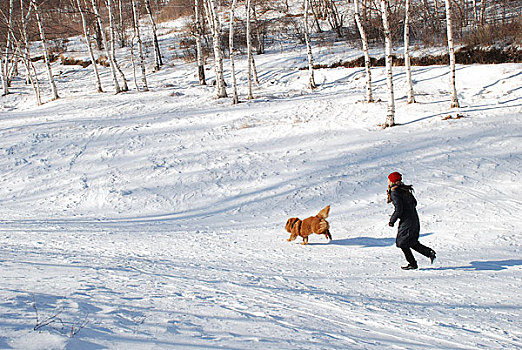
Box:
[307,233,433,247]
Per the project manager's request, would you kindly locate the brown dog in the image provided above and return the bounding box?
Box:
[285,205,332,245]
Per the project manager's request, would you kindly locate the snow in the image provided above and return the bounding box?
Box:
[1,27,521,349]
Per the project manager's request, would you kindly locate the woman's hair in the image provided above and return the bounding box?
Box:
[387,182,414,203]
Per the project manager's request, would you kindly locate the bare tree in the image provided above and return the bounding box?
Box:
[204,0,227,98]
[404,0,415,104]
[194,0,206,85]
[381,0,395,128]
[246,0,254,99]
[144,0,163,71]
[444,0,459,108]
[304,0,316,90]
[76,0,103,93]
[105,0,128,91]
[91,0,121,93]
[32,0,59,101]
[1,0,15,96]
[353,0,373,103]
[131,0,148,91]
[229,0,239,104]
[251,1,264,54]
[19,0,42,104]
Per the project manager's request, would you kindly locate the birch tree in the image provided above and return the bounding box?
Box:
[353,0,373,102]
[91,0,121,93]
[144,0,163,71]
[229,0,239,104]
[444,0,460,108]
[105,0,128,91]
[19,0,42,104]
[1,0,15,96]
[204,0,227,98]
[32,0,59,101]
[404,0,415,104]
[76,0,103,93]
[131,0,148,91]
[252,2,264,54]
[381,0,395,128]
[194,0,206,85]
[246,0,254,99]
[247,0,259,85]
[303,0,316,90]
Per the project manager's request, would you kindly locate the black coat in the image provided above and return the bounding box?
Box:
[389,185,420,248]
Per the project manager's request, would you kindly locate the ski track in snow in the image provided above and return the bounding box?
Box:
[0,33,521,349]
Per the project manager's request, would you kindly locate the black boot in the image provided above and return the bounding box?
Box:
[401,264,418,270]
[429,250,436,264]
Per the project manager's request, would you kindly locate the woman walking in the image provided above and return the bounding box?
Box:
[387,172,436,270]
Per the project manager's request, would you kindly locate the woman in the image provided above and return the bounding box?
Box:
[387,172,436,270]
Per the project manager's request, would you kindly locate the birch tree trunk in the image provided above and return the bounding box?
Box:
[1,54,7,97]
[131,0,149,91]
[117,0,125,47]
[353,0,373,102]
[20,0,42,105]
[444,0,460,108]
[2,0,15,95]
[252,2,264,54]
[246,0,254,99]
[404,0,415,104]
[381,0,395,128]
[32,0,59,101]
[205,0,227,98]
[304,0,316,90]
[91,0,121,93]
[105,0,128,91]
[194,0,206,85]
[77,0,103,93]
[145,0,163,71]
[229,0,239,104]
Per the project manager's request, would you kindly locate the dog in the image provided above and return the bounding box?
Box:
[285,205,332,245]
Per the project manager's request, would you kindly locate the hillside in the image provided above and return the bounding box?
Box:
[0,22,521,349]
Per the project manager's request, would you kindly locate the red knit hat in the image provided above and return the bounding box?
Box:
[388,172,402,183]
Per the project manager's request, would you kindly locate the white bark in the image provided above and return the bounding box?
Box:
[131,0,149,91]
[304,0,316,90]
[444,0,460,108]
[19,0,42,105]
[205,0,227,98]
[105,0,128,91]
[1,0,14,96]
[1,55,7,97]
[91,0,121,93]
[353,0,373,102]
[381,0,395,127]
[404,0,415,104]
[145,0,163,71]
[194,0,206,85]
[117,0,125,47]
[229,0,239,104]
[246,0,254,99]
[77,0,103,93]
[32,0,59,101]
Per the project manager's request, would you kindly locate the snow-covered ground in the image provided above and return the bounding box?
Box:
[0,28,521,349]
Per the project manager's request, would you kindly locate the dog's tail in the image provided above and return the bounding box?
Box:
[317,205,330,219]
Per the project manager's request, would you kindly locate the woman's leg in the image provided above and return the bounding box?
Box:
[401,247,417,267]
[411,242,436,263]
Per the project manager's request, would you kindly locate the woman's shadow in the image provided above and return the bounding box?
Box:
[423,259,522,271]
[318,232,434,248]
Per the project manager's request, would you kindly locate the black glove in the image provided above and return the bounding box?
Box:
[388,222,394,227]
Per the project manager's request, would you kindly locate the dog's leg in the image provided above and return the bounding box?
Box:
[287,232,298,242]
[301,236,308,245]
[325,229,332,240]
